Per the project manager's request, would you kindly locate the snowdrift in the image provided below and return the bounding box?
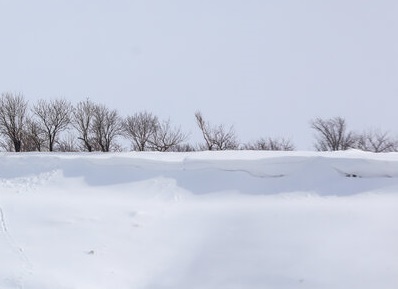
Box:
[2,149,398,195]
[0,150,397,289]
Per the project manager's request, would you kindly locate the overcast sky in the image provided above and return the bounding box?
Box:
[1,0,397,149]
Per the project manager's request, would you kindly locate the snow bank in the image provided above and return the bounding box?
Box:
[0,151,397,289]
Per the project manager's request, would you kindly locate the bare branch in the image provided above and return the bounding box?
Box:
[0,92,28,152]
[311,117,357,151]
[91,104,123,152]
[123,112,159,151]
[148,119,188,152]
[73,99,96,152]
[356,129,398,152]
[243,137,295,151]
[195,111,238,150]
[32,98,73,151]
[55,132,80,152]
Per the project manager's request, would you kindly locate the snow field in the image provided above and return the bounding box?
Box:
[0,151,397,289]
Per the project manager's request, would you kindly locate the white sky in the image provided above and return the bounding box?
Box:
[1,0,397,149]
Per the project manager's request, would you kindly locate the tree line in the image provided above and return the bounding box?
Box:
[0,92,396,153]
[310,117,398,152]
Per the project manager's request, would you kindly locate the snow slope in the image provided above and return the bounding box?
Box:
[0,150,397,289]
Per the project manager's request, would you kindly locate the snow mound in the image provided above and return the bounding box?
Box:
[1,150,398,196]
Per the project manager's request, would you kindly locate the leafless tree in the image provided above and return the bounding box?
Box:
[91,104,123,152]
[0,92,28,152]
[169,143,196,152]
[243,137,295,151]
[123,112,159,151]
[32,98,73,151]
[148,119,188,152]
[110,142,127,152]
[0,138,13,152]
[21,117,46,151]
[355,129,398,152]
[311,117,357,151]
[55,132,80,152]
[73,99,96,152]
[195,111,238,150]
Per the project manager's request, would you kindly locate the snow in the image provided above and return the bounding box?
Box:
[0,150,398,289]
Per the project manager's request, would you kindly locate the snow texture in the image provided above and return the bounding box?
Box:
[0,150,397,289]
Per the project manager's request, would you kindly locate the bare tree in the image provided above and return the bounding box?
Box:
[195,111,238,150]
[123,112,159,151]
[73,99,96,152]
[169,143,196,152]
[55,132,80,152]
[311,117,357,151]
[148,119,188,152]
[0,92,28,152]
[243,137,295,151]
[91,104,123,152]
[0,138,13,152]
[32,98,73,151]
[21,117,46,151]
[355,129,398,152]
